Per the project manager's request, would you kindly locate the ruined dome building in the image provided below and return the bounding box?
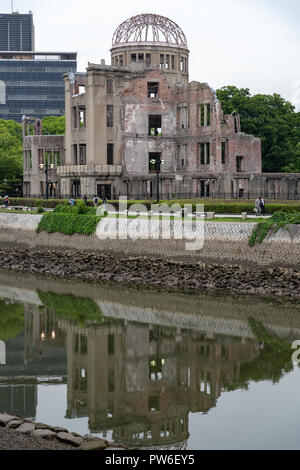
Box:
[23,14,299,200]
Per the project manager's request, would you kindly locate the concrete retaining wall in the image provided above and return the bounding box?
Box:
[0,213,299,269]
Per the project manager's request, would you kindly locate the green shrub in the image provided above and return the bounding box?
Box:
[0,300,24,341]
[37,213,101,235]
[37,205,45,214]
[249,211,300,246]
[76,200,89,214]
[38,291,103,327]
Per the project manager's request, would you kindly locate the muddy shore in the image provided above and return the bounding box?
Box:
[0,247,299,299]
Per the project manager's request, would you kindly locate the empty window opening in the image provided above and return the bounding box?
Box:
[148,82,159,98]
[73,144,78,165]
[180,57,185,72]
[79,85,85,95]
[148,396,160,412]
[149,358,163,381]
[72,107,77,128]
[160,54,164,69]
[236,156,244,172]
[115,57,118,67]
[199,104,211,127]
[149,115,162,136]
[138,53,144,63]
[171,55,175,70]
[149,153,162,172]
[106,79,114,94]
[198,142,210,165]
[166,55,170,70]
[146,53,151,66]
[79,107,86,128]
[107,143,114,165]
[119,55,124,66]
[222,141,227,164]
[107,105,114,128]
[179,107,189,129]
[131,54,137,63]
[108,335,115,355]
[79,145,86,165]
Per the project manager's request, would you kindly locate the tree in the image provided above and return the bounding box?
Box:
[42,115,65,135]
[0,119,23,195]
[216,86,300,172]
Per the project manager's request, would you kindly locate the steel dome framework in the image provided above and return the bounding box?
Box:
[112,13,188,49]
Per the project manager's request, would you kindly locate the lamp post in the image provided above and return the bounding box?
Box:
[150,156,165,204]
[39,161,54,200]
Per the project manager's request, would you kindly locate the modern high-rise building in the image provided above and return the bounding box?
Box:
[0,11,35,51]
[0,51,77,122]
[0,10,77,123]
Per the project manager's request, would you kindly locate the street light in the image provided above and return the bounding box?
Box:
[150,156,165,203]
[39,161,55,200]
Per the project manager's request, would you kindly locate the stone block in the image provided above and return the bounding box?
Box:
[6,419,24,429]
[242,212,248,220]
[56,432,84,447]
[79,440,108,451]
[31,429,57,440]
[16,422,36,434]
[0,414,16,426]
[207,212,215,220]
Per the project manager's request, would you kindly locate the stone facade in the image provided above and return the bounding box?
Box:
[22,13,300,200]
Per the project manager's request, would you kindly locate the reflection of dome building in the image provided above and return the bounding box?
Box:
[60,316,260,449]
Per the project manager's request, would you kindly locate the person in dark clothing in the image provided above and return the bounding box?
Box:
[83,195,88,205]
[260,197,266,215]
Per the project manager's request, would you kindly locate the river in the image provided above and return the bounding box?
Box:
[0,269,300,450]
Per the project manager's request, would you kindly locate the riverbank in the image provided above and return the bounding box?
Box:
[0,247,299,299]
[0,414,128,451]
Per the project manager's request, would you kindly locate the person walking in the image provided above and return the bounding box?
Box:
[83,195,88,205]
[260,197,266,215]
[255,197,262,216]
[4,195,9,209]
[93,195,99,208]
[69,197,75,207]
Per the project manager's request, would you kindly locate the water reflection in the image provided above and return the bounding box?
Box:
[0,271,299,449]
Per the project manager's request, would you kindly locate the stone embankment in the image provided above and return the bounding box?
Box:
[0,247,299,299]
[0,212,300,298]
[0,413,128,451]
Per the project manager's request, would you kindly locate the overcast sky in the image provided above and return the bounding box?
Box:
[4,0,300,109]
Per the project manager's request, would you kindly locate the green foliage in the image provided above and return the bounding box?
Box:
[76,200,89,214]
[0,300,24,341]
[37,205,45,214]
[42,115,65,135]
[37,212,100,235]
[0,120,23,194]
[248,318,291,351]
[54,203,96,215]
[249,211,300,246]
[216,86,300,172]
[38,291,103,327]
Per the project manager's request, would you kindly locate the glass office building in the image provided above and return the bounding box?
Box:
[0,12,35,52]
[0,51,77,122]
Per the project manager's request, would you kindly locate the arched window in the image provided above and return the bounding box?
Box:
[0,80,6,104]
[0,340,6,365]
